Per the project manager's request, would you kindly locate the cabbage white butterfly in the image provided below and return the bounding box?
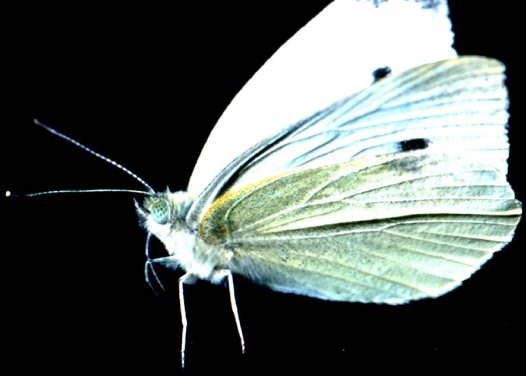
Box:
[8,0,521,370]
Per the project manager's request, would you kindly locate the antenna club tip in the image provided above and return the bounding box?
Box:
[34,118,48,129]
[5,191,12,197]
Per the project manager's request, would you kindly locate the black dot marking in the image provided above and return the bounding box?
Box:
[373,66,391,82]
[398,138,430,152]
[372,0,387,7]
[421,0,440,10]
[373,0,438,10]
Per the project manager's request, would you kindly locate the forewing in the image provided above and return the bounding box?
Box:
[188,57,509,224]
[188,0,456,197]
[199,152,521,304]
[221,57,510,191]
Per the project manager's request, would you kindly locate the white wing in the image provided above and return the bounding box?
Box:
[223,57,510,191]
[188,0,456,197]
[187,57,509,224]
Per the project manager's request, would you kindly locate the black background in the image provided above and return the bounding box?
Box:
[2,2,524,374]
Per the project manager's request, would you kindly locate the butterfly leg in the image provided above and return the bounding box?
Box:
[179,272,193,368]
[144,234,167,295]
[144,260,166,295]
[215,269,246,355]
[143,254,194,367]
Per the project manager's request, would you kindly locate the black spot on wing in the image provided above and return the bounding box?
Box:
[373,0,440,10]
[372,66,391,82]
[398,138,430,152]
[420,0,441,10]
[372,0,387,7]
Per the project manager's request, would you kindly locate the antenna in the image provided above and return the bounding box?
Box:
[33,119,155,193]
[5,189,153,198]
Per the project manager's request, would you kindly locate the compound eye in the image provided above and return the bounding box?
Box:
[149,199,170,224]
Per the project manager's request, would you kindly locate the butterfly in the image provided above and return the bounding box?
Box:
[24,0,522,368]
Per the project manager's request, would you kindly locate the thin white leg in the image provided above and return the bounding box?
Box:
[217,270,245,354]
[179,272,192,368]
[144,254,177,294]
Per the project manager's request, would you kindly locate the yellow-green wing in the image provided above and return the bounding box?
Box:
[199,151,521,304]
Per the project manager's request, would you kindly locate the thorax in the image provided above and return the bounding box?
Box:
[139,190,231,282]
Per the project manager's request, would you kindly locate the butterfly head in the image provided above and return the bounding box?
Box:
[136,190,211,277]
[136,190,193,227]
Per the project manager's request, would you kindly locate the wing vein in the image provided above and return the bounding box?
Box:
[245,251,424,297]
[383,229,500,250]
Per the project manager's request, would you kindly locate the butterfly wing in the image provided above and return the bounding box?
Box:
[187,0,456,198]
[188,57,510,224]
[199,151,521,304]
